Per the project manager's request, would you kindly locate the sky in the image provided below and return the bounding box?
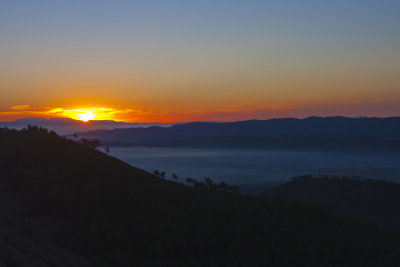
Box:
[0,0,399,122]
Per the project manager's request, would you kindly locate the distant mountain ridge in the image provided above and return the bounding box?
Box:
[74,116,400,151]
[0,117,177,135]
[0,117,176,127]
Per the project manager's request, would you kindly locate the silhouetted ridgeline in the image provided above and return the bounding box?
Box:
[74,116,400,150]
[258,175,400,231]
[0,117,176,135]
[1,126,400,266]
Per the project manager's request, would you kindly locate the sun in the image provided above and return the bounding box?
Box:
[78,111,96,122]
[49,107,118,121]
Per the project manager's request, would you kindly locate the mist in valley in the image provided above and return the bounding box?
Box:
[109,147,400,192]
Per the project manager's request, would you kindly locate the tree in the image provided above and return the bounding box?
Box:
[81,138,101,149]
[217,181,228,192]
[186,177,195,184]
[160,172,166,179]
[73,133,78,139]
[227,185,239,193]
[204,177,213,188]
[171,173,179,180]
[153,170,160,176]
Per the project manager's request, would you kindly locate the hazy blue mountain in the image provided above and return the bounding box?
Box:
[74,116,400,151]
[0,117,177,135]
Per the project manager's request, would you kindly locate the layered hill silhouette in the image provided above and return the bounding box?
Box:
[0,117,175,127]
[258,176,400,231]
[0,117,175,135]
[75,116,400,150]
[1,126,400,266]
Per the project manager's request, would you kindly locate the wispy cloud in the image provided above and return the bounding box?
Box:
[0,105,145,122]
[46,107,138,121]
[10,105,31,110]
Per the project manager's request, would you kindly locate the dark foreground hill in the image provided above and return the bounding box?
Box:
[258,176,400,232]
[1,127,400,266]
[75,116,400,151]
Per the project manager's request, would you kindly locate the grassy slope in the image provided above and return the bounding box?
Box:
[1,127,400,267]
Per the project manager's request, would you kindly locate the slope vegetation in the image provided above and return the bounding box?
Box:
[259,176,400,231]
[1,127,399,266]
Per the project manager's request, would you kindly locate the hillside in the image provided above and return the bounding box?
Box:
[1,127,400,266]
[258,176,400,231]
[74,116,400,150]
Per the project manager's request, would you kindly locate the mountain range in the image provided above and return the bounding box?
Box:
[74,116,400,151]
[0,117,176,135]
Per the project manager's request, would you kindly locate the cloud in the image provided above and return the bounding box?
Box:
[10,105,31,110]
[0,105,143,122]
[46,107,140,121]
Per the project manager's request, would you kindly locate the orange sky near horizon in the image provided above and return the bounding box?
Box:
[0,97,397,123]
[1,1,400,122]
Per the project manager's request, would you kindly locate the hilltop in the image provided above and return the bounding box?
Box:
[0,127,399,266]
[258,176,400,231]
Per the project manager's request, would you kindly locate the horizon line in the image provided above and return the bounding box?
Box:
[1,115,400,125]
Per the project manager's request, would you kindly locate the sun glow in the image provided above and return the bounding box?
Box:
[78,111,96,122]
[48,107,120,122]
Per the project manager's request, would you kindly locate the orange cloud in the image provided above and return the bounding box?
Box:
[10,105,31,110]
[0,106,146,122]
[46,107,146,122]
[1,104,302,122]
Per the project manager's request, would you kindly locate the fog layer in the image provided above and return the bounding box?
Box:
[110,147,400,192]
